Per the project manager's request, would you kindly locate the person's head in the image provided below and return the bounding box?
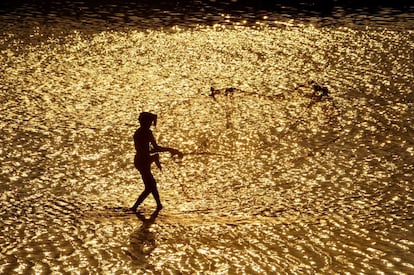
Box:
[138,112,157,129]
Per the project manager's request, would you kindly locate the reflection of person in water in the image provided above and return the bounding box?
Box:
[129,210,159,257]
[131,112,182,212]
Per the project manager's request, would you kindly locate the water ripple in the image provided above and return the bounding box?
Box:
[1,9,413,274]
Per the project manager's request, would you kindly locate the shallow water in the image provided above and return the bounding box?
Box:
[1,2,414,274]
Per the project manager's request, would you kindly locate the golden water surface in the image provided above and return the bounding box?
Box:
[1,3,414,274]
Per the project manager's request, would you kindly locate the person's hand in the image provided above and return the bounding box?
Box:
[170,148,184,159]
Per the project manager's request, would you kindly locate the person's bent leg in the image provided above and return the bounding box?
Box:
[133,169,162,211]
[146,177,162,210]
[143,171,162,209]
[151,186,163,210]
[131,168,153,212]
[131,188,150,212]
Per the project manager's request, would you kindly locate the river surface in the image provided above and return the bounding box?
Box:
[1,1,414,274]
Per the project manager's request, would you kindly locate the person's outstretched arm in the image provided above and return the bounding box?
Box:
[150,133,183,157]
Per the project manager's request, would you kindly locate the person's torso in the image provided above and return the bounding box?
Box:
[134,128,152,160]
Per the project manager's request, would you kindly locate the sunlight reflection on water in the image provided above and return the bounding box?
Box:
[1,4,414,274]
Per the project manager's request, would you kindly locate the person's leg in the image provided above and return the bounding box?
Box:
[144,173,162,210]
[132,168,162,211]
[131,166,152,212]
[131,188,150,212]
[151,184,163,210]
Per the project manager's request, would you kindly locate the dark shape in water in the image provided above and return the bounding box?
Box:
[405,91,414,103]
[209,86,286,101]
[209,86,236,100]
[310,80,330,101]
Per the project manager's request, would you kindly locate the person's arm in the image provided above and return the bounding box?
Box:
[149,133,183,157]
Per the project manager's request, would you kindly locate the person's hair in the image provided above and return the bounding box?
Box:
[138,112,157,126]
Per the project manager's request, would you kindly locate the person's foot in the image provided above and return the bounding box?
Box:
[156,204,163,211]
[130,207,137,213]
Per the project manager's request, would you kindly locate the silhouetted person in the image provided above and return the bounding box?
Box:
[130,112,182,212]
